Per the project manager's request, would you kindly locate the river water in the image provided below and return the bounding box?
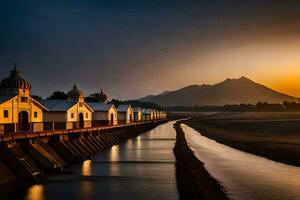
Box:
[182,124,300,200]
[12,121,178,200]
[4,121,300,200]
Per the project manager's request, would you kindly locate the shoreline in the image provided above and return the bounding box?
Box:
[186,117,300,167]
[173,120,229,200]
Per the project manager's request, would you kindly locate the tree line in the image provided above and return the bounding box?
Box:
[33,91,300,112]
[32,91,164,110]
[166,101,300,112]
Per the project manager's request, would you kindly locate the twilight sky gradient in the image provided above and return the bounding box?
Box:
[1,0,300,99]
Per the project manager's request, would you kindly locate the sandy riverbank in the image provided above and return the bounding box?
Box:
[186,113,300,166]
[173,120,229,200]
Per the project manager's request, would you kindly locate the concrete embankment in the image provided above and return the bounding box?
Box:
[0,162,16,185]
[0,121,165,184]
[173,120,229,200]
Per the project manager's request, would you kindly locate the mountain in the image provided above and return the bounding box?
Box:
[139,77,299,106]
[159,90,172,95]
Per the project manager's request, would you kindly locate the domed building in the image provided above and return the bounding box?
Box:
[86,89,109,103]
[0,66,47,133]
[0,65,31,95]
[67,84,85,102]
[40,84,94,129]
[98,89,108,103]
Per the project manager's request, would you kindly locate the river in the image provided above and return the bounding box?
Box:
[182,124,300,200]
[4,121,300,200]
[3,121,178,200]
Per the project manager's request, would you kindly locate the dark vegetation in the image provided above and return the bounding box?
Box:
[41,91,164,110]
[109,99,164,110]
[186,114,300,167]
[167,101,300,112]
[173,120,229,200]
[48,91,67,99]
[85,92,104,102]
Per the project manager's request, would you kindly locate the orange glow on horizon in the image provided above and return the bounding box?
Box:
[261,75,300,98]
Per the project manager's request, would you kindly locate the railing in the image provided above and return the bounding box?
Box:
[0,118,167,135]
[0,123,44,133]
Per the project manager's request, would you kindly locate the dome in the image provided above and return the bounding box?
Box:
[0,65,31,90]
[67,84,84,101]
[98,89,108,103]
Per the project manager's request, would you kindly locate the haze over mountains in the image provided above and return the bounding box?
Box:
[139,77,299,107]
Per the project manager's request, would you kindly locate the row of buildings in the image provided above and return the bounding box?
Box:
[0,67,167,133]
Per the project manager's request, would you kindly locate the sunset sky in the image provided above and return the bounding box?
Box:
[1,0,300,99]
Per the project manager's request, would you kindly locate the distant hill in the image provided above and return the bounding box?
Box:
[139,76,299,106]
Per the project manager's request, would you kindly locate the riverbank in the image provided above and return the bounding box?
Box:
[173,120,229,200]
[186,113,300,166]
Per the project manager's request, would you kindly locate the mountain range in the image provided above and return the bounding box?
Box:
[139,77,299,107]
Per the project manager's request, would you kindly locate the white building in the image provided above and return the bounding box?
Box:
[142,109,152,121]
[40,84,93,130]
[87,102,117,126]
[117,104,134,124]
[132,107,142,122]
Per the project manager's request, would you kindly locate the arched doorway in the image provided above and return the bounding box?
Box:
[18,111,29,131]
[110,113,114,126]
[79,113,84,128]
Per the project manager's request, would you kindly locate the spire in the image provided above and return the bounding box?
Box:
[98,88,108,103]
[73,83,77,90]
[10,63,20,77]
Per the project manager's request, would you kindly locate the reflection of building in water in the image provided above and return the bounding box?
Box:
[109,145,120,161]
[109,145,121,176]
[80,181,93,200]
[81,160,92,176]
[26,185,45,200]
[80,160,93,199]
[136,136,142,160]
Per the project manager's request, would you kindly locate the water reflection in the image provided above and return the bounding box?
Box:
[109,145,120,161]
[80,181,93,200]
[82,160,92,176]
[25,185,45,200]
[136,135,142,160]
[107,145,121,176]
[183,125,300,200]
[6,121,178,200]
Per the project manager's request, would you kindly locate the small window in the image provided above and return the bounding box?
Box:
[4,110,9,118]
[86,112,88,119]
[79,103,83,107]
[34,112,38,118]
[71,113,74,118]
[20,97,28,103]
